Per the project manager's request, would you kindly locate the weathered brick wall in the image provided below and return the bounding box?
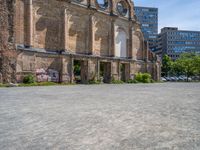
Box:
[0,0,16,83]
[33,0,62,50]
[15,0,24,45]
[67,8,89,54]
[16,51,62,82]
[132,31,144,60]
[93,14,110,56]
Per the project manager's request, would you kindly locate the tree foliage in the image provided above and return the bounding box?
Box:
[161,54,173,76]
[162,53,200,81]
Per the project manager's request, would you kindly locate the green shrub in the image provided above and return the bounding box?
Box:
[127,79,134,83]
[23,74,35,84]
[135,73,152,83]
[111,80,124,84]
[110,76,123,84]
[142,73,151,83]
[135,73,143,82]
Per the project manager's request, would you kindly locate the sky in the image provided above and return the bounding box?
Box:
[133,0,200,32]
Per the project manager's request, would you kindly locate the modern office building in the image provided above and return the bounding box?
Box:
[134,6,158,51]
[155,27,200,60]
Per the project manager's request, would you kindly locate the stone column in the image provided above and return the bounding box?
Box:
[24,0,33,47]
[62,9,67,51]
[118,61,121,80]
[109,18,115,57]
[87,13,95,55]
[128,23,133,58]
[63,9,71,51]
[96,59,100,80]
[70,56,74,83]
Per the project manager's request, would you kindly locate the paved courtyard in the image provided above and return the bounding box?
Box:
[0,83,200,150]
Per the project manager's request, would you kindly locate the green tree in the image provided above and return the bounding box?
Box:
[161,54,173,77]
[175,53,196,81]
[194,55,200,80]
[171,61,184,76]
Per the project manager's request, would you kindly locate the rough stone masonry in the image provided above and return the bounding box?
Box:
[0,0,16,83]
[0,0,161,83]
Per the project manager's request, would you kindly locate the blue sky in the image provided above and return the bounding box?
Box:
[134,0,200,32]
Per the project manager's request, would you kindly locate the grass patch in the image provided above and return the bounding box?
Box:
[88,80,101,84]
[0,83,7,87]
[111,80,124,84]
[19,82,73,87]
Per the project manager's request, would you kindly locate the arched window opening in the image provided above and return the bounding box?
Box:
[115,28,128,58]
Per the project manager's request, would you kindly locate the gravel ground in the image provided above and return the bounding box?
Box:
[0,83,200,150]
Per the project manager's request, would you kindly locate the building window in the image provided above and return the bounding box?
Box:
[117,1,128,16]
[96,0,108,9]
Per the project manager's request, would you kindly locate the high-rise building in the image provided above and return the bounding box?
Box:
[134,6,158,51]
[155,27,200,60]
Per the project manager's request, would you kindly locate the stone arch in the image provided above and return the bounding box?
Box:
[132,30,144,60]
[115,27,128,58]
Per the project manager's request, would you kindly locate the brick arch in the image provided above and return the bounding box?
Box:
[132,30,144,60]
[115,27,129,58]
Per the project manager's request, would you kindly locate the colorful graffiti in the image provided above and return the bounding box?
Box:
[36,68,59,82]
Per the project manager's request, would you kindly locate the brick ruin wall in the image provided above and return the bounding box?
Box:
[0,0,17,83]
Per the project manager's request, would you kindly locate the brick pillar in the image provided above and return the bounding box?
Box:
[63,9,67,51]
[87,14,94,55]
[96,59,100,80]
[109,19,115,57]
[63,9,71,51]
[128,24,133,59]
[24,0,33,47]
[70,56,74,83]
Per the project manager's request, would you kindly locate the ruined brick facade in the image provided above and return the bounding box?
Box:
[0,0,161,83]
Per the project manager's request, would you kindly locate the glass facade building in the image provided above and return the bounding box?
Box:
[155,27,200,60]
[134,6,158,51]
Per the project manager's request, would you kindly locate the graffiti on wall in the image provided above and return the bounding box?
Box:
[36,68,59,82]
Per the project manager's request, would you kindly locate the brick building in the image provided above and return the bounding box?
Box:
[0,0,161,83]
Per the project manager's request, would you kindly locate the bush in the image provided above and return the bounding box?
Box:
[110,76,123,84]
[135,72,143,82]
[135,73,152,83]
[111,80,124,84]
[23,74,35,84]
[142,73,151,83]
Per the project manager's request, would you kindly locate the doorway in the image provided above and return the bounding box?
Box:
[100,62,111,83]
[73,60,88,83]
[120,63,129,82]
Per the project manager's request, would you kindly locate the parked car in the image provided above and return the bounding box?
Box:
[178,76,185,81]
[161,77,167,82]
[165,77,171,81]
[170,77,176,82]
